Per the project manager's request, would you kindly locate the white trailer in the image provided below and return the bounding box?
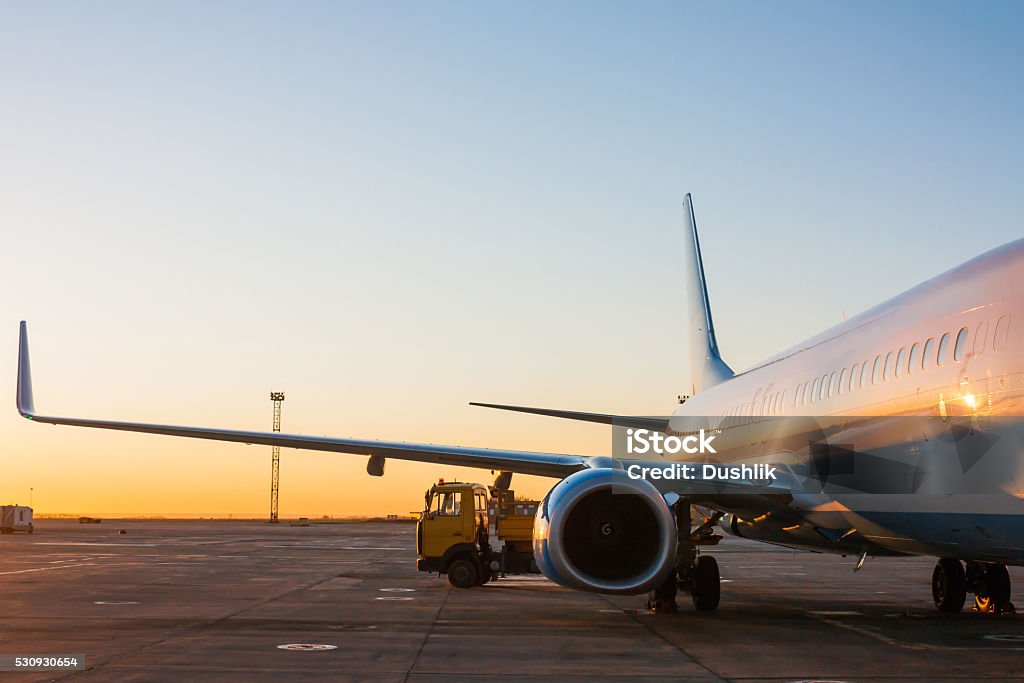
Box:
[0,506,33,534]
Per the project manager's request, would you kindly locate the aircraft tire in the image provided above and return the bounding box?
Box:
[691,555,720,612]
[932,558,966,612]
[974,563,1012,613]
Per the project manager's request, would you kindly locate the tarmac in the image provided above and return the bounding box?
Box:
[1,519,1023,682]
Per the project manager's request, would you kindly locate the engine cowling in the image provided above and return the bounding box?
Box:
[533,468,676,594]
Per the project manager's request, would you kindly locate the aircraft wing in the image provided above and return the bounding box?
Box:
[15,323,586,479]
[14,322,797,502]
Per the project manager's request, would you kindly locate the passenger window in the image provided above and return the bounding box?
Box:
[883,352,894,381]
[953,327,968,362]
[994,315,1011,351]
[819,374,829,400]
[794,383,802,407]
[908,343,919,374]
[803,381,812,405]
[811,377,820,403]
[973,322,988,356]
[848,364,858,392]
[860,361,870,388]
[779,390,786,413]
[922,338,934,369]
[838,368,847,395]
[872,355,882,384]
[937,333,950,366]
[895,348,906,378]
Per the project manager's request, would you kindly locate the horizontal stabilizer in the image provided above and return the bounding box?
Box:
[469,402,669,432]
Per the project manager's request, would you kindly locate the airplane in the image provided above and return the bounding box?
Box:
[15,194,1024,614]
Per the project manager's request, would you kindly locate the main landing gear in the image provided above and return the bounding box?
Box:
[932,558,1015,614]
[647,504,722,613]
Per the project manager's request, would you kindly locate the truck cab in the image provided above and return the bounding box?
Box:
[416,482,491,587]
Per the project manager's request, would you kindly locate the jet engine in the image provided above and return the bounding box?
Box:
[533,467,676,594]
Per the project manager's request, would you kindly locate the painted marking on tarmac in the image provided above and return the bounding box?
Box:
[984,634,1024,642]
[0,562,97,576]
[808,610,862,616]
[35,542,157,547]
[94,601,139,605]
[276,644,338,651]
[375,596,414,601]
[379,588,416,592]
[809,614,927,650]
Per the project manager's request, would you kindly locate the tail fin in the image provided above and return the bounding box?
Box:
[683,194,733,395]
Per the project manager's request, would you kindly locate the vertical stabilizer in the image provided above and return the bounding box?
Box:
[683,194,734,395]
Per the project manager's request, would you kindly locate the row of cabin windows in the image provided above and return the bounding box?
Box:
[792,315,1010,408]
[718,315,1011,418]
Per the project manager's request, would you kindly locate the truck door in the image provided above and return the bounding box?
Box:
[421,490,466,557]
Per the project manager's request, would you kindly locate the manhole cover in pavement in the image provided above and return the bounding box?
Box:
[277,644,338,651]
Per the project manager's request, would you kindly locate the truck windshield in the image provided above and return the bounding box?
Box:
[433,491,461,516]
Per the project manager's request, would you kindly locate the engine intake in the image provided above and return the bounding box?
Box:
[533,468,676,594]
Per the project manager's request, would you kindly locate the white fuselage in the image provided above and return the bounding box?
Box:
[667,238,1024,563]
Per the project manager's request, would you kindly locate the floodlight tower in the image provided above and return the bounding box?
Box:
[269,392,285,522]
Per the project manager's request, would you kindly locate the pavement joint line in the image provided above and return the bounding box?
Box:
[51,568,352,681]
[402,583,452,683]
[595,594,725,682]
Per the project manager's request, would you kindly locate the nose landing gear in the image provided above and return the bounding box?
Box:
[932,558,1015,614]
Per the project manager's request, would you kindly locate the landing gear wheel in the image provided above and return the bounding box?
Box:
[691,555,720,612]
[932,558,966,612]
[447,558,479,589]
[973,564,1014,614]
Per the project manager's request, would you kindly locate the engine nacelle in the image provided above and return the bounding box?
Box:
[533,468,676,594]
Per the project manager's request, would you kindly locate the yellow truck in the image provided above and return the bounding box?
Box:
[416,480,539,587]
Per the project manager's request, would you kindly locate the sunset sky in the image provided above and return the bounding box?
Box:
[2,2,1023,516]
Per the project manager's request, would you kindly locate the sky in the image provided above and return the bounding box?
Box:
[1,1,1023,516]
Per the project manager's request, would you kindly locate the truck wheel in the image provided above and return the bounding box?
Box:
[447,558,478,588]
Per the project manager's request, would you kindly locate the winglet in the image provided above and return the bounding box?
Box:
[17,321,35,418]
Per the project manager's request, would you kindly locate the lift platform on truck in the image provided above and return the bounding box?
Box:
[416,480,540,588]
